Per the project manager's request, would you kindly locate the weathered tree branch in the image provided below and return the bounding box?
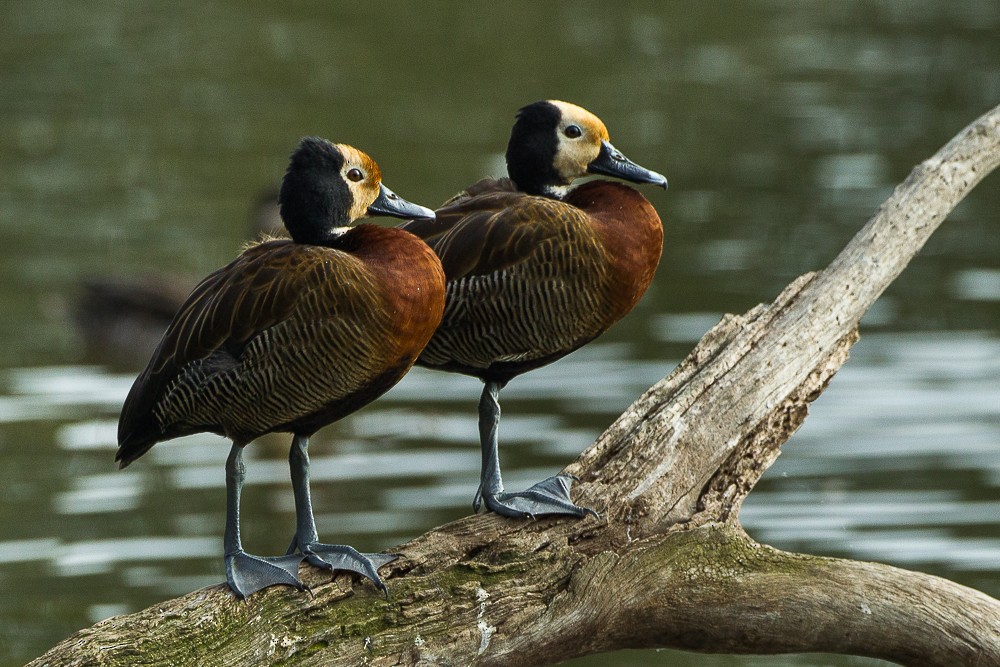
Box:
[30,103,1000,667]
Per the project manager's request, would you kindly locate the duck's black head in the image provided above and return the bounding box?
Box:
[279,137,434,245]
[505,100,667,198]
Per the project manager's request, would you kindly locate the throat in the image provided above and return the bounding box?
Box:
[293,225,351,247]
[539,184,570,199]
[517,179,571,199]
[318,226,351,246]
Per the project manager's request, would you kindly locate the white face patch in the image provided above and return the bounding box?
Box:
[334,144,383,222]
[548,100,610,184]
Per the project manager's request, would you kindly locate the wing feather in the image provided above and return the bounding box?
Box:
[402,189,590,281]
[399,186,606,377]
[117,240,369,457]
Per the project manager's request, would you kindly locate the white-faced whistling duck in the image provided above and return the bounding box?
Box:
[117,138,446,598]
[399,100,667,519]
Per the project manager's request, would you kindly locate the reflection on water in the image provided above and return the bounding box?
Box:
[743,331,1000,596]
[1,0,999,665]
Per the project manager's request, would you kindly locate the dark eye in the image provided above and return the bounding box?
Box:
[347,168,364,182]
[564,125,583,139]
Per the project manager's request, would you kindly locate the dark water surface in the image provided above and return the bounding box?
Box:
[1,2,998,665]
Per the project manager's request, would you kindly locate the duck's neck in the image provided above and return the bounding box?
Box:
[316,226,352,247]
[510,174,572,199]
[539,183,571,199]
[506,138,568,198]
[282,192,353,244]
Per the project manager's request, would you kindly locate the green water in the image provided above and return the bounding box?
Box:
[1,1,998,665]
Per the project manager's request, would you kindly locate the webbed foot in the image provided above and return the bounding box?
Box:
[225,550,305,599]
[291,539,397,595]
[473,474,599,519]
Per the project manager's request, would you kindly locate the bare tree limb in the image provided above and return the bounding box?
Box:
[29,103,1000,667]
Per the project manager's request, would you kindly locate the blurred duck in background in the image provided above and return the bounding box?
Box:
[400,100,667,519]
[73,190,286,368]
[117,139,445,598]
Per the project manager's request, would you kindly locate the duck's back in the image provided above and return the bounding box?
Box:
[402,179,662,383]
[117,226,444,465]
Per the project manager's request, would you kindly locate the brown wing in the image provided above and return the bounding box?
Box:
[403,189,609,379]
[116,240,377,464]
[401,187,585,281]
[149,241,306,374]
[441,177,519,205]
[396,178,516,253]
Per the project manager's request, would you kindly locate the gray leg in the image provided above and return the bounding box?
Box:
[224,442,305,599]
[286,434,396,595]
[473,380,505,508]
[474,380,598,519]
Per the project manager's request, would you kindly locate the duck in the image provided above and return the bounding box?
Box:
[74,190,288,369]
[399,100,667,519]
[117,138,446,598]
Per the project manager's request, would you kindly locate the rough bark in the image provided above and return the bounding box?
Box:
[29,103,1000,667]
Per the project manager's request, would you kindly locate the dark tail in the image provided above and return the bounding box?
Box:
[115,435,157,469]
[116,368,163,468]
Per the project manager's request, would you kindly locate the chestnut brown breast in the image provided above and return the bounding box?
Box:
[564,180,663,322]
